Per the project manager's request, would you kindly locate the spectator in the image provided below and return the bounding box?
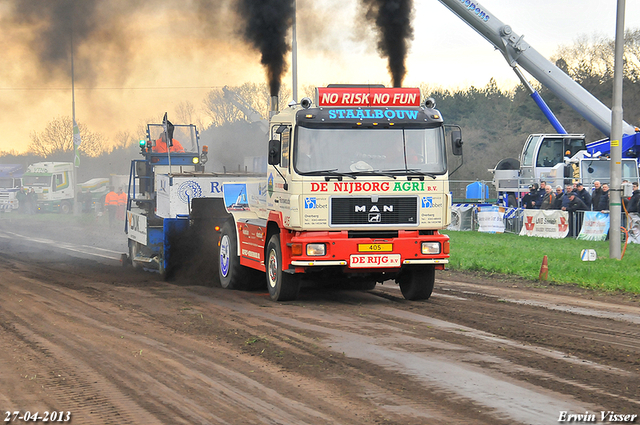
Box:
[566,192,588,213]
[552,186,564,209]
[574,182,592,210]
[104,186,119,227]
[592,180,603,211]
[27,188,37,214]
[625,182,640,213]
[522,184,537,209]
[598,183,610,212]
[16,188,26,214]
[540,185,556,209]
[561,184,573,210]
[534,181,546,209]
[565,192,589,237]
[116,187,127,222]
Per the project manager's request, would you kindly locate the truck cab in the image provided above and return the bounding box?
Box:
[22,162,75,213]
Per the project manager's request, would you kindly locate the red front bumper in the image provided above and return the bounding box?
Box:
[283,230,449,272]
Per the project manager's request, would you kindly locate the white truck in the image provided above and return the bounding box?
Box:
[0,164,23,212]
[21,162,109,213]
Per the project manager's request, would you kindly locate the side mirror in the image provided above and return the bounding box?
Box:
[268,139,281,165]
[451,130,463,156]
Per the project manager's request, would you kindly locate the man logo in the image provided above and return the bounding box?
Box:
[422,197,433,208]
[305,197,317,209]
[355,205,393,212]
[368,213,381,223]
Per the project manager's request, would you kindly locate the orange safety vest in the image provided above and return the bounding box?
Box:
[105,191,119,206]
[153,138,185,153]
[117,192,127,206]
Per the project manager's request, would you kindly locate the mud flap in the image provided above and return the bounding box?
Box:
[163,217,190,280]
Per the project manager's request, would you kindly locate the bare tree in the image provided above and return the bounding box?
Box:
[175,100,205,127]
[202,83,293,128]
[113,131,137,149]
[552,31,640,83]
[28,116,107,158]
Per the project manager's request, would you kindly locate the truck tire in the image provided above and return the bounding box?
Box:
[266,234,300,301]
[398,265,435,301]
[129,241,142,270]
[218,222,250,290]
[60,200,72,214]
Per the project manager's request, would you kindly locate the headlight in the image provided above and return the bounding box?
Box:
[421,242,440,255]
[306,243,326,256]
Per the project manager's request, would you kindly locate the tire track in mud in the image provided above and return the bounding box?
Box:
[0,263,380,424]
[2,232,640,424]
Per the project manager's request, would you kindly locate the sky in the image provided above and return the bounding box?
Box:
[2,0,640,154]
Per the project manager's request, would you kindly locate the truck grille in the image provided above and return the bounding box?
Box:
[331,197,417,226]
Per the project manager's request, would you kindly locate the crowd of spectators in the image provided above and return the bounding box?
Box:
[521,180,640,213]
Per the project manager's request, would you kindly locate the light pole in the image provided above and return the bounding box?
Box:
[291,0,298,103]
[609,0,625,259]
[71,28,80,216]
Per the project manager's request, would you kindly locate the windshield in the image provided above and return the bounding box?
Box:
[580,159,639,185]
[23,176,51,187]
[294,127,446,175]
[521,135,540,167]
[0,178,17,189]
[148,124,199,153]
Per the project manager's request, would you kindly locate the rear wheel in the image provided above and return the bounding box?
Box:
[397,266,435,301]
[266,234,300,301]
[218,222,250,290]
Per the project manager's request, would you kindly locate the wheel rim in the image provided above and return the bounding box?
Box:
[268,249,278,289]
[219,235,230,277]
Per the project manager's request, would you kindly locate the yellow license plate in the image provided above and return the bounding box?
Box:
[358,243,393,252]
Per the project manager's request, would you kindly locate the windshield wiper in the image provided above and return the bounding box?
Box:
[299,169,357,180]
[383,169,438,179]
[346,170,397,179]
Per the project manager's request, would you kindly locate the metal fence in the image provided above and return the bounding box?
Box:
[450,207,633,240]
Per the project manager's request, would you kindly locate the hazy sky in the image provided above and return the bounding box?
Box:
[2,0,640,154]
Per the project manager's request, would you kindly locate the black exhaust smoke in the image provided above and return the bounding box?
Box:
[236,0,294,97]
[361,0,414,87]
[5,0,138,85]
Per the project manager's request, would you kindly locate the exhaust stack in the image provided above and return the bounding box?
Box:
[270,96,279,118]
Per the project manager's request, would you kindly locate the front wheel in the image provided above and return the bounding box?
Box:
[59,200,72,214]
[397,265,435,301]
[266,234,299,301]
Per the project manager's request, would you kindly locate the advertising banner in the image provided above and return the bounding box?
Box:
[577,212,610,242]
[628,213,640,245]
[477,205,505,233]
[519,210,569,239]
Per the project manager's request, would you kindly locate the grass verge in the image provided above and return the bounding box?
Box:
[444,230,640,294]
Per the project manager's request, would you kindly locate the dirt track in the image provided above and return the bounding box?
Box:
[1,216,639,425]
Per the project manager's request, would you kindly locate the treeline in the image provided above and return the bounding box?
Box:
[3,32,640,183]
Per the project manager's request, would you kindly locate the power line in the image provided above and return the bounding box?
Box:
[0,86,224,91]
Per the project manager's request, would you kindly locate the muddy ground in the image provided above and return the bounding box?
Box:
[0,215,639,425]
